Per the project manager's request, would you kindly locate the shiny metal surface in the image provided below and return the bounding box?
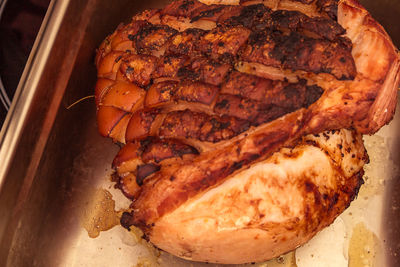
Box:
[0,0,399,266]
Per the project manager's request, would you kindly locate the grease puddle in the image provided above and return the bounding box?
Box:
[82,188,121,238]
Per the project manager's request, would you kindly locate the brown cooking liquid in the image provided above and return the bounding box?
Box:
[82,188,120,238]
[348,222,380,267]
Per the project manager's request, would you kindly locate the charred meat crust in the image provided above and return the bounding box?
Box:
[243,30,356,80]
[159,109,251,142]
[134,23,178,54]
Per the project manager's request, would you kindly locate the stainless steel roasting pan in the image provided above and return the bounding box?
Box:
[0,0,399,266]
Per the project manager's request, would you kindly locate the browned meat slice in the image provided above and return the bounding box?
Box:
[119,54,158,86]
[180,57,231,85]
[136,164,161,185]
[242,31,356,80]
[145,81,178,108]
[214,94,264,121]
[174,81,219,105]
[160,110,250,142]
[197,25,251,60]
[167,28,206,55]
[190,4,243,22]
[221,71,275,101]
[270,10,345,40]
[114,138,199,197]
[221,71,321,108]
[294,0,315,3]
[275,33,356,80]
[105,20,148,54]
[134,24,178,55]
[153,55,190,79]
[222,4,272,31]
[141,138,199,163]
[216,80,320,123]
[240,29,281,67]
[254,105,299,125]
[161,0,206,17]
[145,80,219,107]
[113,138,198,171]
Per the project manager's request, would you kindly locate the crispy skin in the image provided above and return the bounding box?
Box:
[189,57,232,85]
[95,0,400,264]
[153,55,190,79]
[270,10,345,40]
[197,25,251,60]
[167,28,206,55]
[223,4,272,30]
[190,4,243,22]
[141,139,199,163]
[242,30,356,80]
[134,24,178,55]
[159,109,250,142]
[119,54,158,86]
[214,94,265,120]
[161,0,207,17]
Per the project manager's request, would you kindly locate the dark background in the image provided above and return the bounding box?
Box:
[0,0,50,126]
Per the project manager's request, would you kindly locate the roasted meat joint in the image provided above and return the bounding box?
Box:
[94,0,400,264]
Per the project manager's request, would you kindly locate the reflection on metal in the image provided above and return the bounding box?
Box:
[0,77,10,111]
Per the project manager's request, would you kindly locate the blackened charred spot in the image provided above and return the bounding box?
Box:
[140,136,155,149]
[283,84,301,99]
[128,34,135,41]
[224,4,271,30]
[231,160,245,171]
[348,171,365,202]
[215,99,229,109]
[305,180,316,193]
[304,84,324,107]
[249,153,260,161]
[179,0,196,12]
[327,193,339,211]
[115,55,123,63]
[210,118,231,131]
[120,212,134,230]
[135,24,177,54]
[177,67,200,80]
[136,164,160,185]
[305,139,318,147]
[191,6,225,22]
[236,146,241,155]
[126,66,134,74]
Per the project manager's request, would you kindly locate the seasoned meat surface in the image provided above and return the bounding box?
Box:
[95,0,400,264]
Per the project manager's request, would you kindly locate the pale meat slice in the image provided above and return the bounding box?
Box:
[147,129,366,263]
[94,0,400,264]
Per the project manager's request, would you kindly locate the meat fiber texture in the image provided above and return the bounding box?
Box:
[94,0,400,264]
